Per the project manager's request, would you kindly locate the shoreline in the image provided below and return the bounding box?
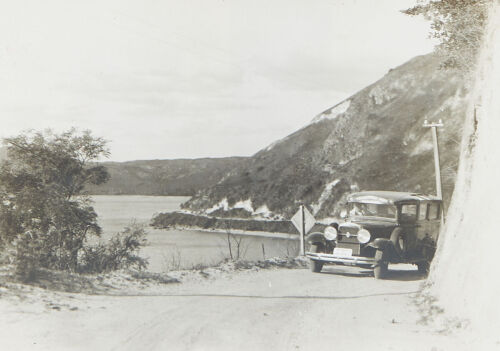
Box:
[157,226,300,240]
[151,211,305,236]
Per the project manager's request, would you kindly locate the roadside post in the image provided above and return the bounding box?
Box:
[423,119,445,223]
[291,205,315,255]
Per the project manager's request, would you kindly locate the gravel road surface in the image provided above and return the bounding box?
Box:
[0,264,462,351]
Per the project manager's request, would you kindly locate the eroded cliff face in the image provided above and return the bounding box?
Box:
[427,3,500,342]
[184,53,467,219]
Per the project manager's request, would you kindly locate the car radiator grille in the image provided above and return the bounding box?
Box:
[338,235,359,244]
[337,227,361,256]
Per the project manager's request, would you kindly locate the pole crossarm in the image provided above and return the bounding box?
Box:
[423,119,444,128]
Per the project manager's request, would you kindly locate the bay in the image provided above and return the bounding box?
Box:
[91,195,299,272]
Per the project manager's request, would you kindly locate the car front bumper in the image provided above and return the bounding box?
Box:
[306,252,378,267]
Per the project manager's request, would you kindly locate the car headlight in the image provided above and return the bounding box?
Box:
[357,229,371,244]
[324,226,338,241]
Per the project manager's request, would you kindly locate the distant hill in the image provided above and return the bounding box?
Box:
[0,140,245,198]
[86,157,246,196]
[182,53,467,218]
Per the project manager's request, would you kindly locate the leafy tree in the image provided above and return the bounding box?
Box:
[403,0,492,71]
[0,129,110,278]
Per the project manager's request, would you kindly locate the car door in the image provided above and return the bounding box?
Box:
[399,202,418,257]
[427,201,441,244]
[417,201,431,241]
[415,202,433,258]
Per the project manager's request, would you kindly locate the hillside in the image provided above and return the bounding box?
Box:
[86,157,246,196]
[183,53,468,218]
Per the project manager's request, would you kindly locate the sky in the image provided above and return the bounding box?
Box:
[0,0,435,161]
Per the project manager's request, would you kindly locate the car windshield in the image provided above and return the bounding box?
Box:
[348,202,396,219]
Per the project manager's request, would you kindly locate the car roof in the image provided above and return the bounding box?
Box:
[347,191,441,205]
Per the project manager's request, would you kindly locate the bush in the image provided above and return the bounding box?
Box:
[0,129,110,276]
[80,223,148,273]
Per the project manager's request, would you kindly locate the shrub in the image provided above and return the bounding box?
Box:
[161,246,182,271]
[80,223,148,273]
[0,129,110,277]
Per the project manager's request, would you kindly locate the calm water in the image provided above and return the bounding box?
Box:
[91,195,299,272]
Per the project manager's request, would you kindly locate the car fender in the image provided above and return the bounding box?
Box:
[306,232,327,246]
[368,238,392,250]
[369,238,398,261]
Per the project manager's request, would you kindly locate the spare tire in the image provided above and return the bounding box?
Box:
[390,227,406,257]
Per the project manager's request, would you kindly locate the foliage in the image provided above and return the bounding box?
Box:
[80,223,149,273]
[0,129,110,280]
[162,246,182,271]
[221,222,248,261]
[403,0,492,72]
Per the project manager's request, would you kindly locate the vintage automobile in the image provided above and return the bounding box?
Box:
[305,191,441,279]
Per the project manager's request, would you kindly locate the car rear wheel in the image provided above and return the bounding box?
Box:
[417,261,430,275]
[373,250,388,279]
[309,244,324,273]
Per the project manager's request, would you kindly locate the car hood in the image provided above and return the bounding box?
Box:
[338,218,396,240]
[349,217,397,230]
[337,220,396,242]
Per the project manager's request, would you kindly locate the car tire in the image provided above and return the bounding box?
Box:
[373,250,388,279]
[309,244,324,273]
[390,228,405,258]
[417,261,430,275]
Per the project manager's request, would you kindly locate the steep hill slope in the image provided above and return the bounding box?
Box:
[86,157,246,196]
[183,53,467,218]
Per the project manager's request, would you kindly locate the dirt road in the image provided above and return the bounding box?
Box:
[0,265,462,351]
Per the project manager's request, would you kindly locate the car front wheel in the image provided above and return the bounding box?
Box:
[309,244,324,273]
[373,250,388,279]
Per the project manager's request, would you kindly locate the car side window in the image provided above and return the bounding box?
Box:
[419,203,427,220]
[400,204,417,221]
[428,203,440,220]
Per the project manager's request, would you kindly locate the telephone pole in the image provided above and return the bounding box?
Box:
[423,119,444,199]
[423,119,445,223]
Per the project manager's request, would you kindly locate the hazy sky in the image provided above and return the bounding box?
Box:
[0,0,435,161]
